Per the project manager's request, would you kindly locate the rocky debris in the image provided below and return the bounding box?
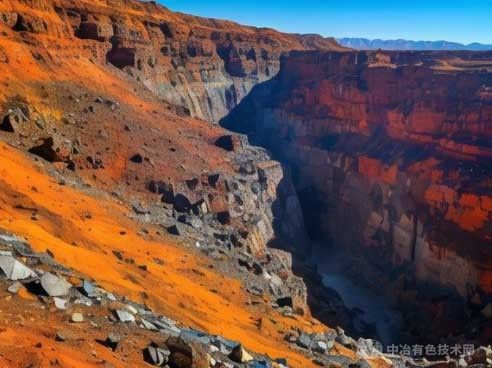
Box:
[148,181,174,202]
[465,346,492,366]
[132,203,150,215]
[166,224,183,236]
[125,304,139,315]
[102,334,121,352]
[178,214,203,229]
[144,345,171,366]
[7,281,22,293]
[313,340,328,354]
[141,319,158,331]
[28,137,71,164]
[296,332,313,349]
[55,332,66,342]
[246,285,263,296]
[114,309,136,323]
[40,272,72,297]
[286,329,336,358]
[210,336,239,355]
[173,193,193,213]
[166,335,206,368]
[86,156,104,169]
[179,329,211,345]
[0,255,36,280]
[81,280,95,297]
[335,328,357,349]
[130,153,143,163]
[0,228,489,368]
[0,233,31,252]
[355,338,385,360]
[141,145,311,318]
[0,107,29,132]
[54,297,68,310]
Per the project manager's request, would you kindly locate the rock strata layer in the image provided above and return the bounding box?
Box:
[0,0,344,122]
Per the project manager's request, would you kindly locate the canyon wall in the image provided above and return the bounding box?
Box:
[222,50,492,341]
[0,0,343,122]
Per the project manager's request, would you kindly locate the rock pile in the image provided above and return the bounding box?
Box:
[0,230,291,367]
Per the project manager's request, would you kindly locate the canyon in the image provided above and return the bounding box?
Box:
[0,0,491,367]
[222,50,492,345]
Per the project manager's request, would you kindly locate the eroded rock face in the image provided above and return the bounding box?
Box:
[0,0,343,123]
[222,50,492,342]
[144,137,311,315]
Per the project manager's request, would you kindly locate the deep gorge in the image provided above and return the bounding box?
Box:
[221,50,492,346]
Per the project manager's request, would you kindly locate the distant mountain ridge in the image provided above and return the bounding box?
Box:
[338,38,492,51]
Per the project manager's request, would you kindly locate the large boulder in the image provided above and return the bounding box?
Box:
[143,345,171,366]
[214,134,244,152]
[229,344,254,363]
[166,336,209,368]
[40,272,72,297]
[0,107,29,133]
[0,256,36,280]
[28,137,72,164]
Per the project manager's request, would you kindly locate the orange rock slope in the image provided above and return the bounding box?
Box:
[0,141,329,367]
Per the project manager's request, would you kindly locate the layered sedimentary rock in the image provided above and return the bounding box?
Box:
[0,0,344,122]
[222,50,492,342]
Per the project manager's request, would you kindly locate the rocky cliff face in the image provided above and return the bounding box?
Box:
[0,0,343,122]
[222,50,492,343]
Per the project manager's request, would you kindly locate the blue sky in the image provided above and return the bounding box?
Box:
[160,1,491,44]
